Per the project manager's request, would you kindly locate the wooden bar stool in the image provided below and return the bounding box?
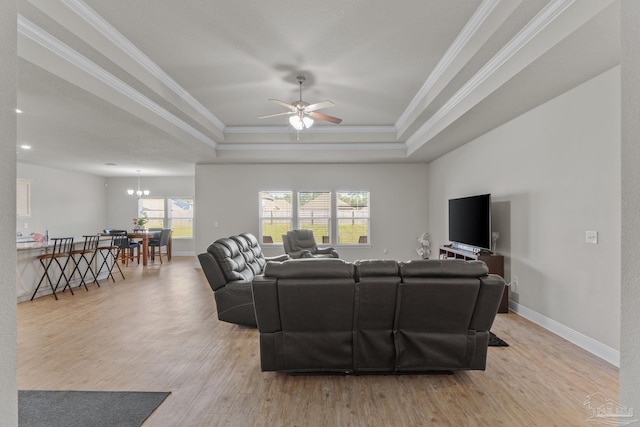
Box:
[96,232,126,282]
[31,237,75,301]
[68,235,102,291]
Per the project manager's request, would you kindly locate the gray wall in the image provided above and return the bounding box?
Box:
[621,0,640,414]
[428,67,621,363]
[1,0,17,423]
[195,163,429,262]
[16,163,107,238]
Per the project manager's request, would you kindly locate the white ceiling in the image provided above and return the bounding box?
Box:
[16,0,620,177]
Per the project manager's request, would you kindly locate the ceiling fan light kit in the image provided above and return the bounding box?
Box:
[289,114,314,130]
[259,75,342,130]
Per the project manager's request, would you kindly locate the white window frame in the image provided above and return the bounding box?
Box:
[259,191,293,245]
[259,190,370,246]
[336,191,370,245]
[138,196,194,239]
[297,191,332,244]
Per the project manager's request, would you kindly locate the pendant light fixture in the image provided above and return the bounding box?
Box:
[127,170,150,198]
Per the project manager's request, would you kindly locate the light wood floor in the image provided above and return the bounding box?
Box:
[17,257,618,426]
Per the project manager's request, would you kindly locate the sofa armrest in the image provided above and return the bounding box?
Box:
[287,249,312,259]
[265,253,290,262]
[252,276,281,332]
[197,252,227,292]
[469,274,506,331]
[315,246,339,257]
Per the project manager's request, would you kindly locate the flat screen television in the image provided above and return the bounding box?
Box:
[448,193,491,251]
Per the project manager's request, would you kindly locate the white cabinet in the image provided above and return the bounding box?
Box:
[17,179,31,217]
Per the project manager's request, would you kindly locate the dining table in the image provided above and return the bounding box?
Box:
[127,230,171,266]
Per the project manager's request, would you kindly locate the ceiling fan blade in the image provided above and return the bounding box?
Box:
[258,111,294,119]
[309,111,342,124]
[269,99,297,111]
[305,100,335,112]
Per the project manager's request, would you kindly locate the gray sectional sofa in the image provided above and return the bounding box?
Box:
[199,234,505,374]
[252,258,505,374]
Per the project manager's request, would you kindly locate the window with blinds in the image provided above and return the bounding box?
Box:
[258,190,370,245]
[138,197,194,238]
[298,192,331,244]
[259,191,293,244]
[337,191,370,244]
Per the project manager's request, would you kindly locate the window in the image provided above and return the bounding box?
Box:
[258,190,370,245]
[259,191,292,244]
[139,198,164,228]
[168,198,194,238]
[298,192,331,243]
[138,197,194,238]
[337,191,370,244]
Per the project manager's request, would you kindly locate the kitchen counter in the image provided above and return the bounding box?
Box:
[16,236,112,301]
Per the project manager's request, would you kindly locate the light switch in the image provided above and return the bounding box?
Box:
[585,230,598,244]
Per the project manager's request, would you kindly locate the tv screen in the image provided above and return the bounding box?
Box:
[448,193,491,251]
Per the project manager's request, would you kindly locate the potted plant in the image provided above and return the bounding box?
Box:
[132,214,148,231]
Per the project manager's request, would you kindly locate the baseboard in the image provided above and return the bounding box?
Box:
[509,300,620,368]
[171,251,195,257]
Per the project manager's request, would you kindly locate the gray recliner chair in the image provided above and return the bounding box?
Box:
[281,229,339,258]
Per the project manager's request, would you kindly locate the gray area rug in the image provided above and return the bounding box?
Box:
[18,390,170,427]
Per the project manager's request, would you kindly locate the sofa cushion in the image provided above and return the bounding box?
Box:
[264,258,354,279]
[354,259,399,279]
[400,259,488,278]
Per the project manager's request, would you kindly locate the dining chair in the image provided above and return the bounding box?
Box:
[31,237,75,300]
[149,228,172,263]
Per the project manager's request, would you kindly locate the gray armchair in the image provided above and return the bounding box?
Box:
[282,229,339,258]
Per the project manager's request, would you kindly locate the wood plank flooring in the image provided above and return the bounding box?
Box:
[17,257,619,426]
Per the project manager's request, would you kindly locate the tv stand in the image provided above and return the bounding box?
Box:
[439,245,508,313]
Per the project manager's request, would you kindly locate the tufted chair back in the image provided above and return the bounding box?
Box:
[231,233,266,275]
[207,237,253,283]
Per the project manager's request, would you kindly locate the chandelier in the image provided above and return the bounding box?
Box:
[127,170,150,198]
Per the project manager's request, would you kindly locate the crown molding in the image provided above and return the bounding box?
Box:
[395,0,503,136]
[17,15,217,149]
[61,0,226,134]
[405,0,576,151]
[224,125,397,135]
[216,142,405,152]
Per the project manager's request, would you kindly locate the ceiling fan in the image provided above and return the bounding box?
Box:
[259,75,342,130]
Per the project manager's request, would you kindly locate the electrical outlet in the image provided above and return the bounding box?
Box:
[512,276,518,290]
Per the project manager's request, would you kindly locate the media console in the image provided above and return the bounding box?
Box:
[439,245,508,313]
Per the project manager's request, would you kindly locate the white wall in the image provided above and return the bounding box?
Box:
[195,163,429,262]
[1,0,17,424]
[428,67,621,361]
[620,0,640,413]
[16,163,107,238]
[106,176,195,255]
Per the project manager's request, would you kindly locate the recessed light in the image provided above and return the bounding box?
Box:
[20,145,31,150]
[104,162,117,166]
[15,109,22,114]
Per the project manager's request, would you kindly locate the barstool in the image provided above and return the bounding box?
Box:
[31,237,75,300]
[68,235,101,291]
[96,232,126,282]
